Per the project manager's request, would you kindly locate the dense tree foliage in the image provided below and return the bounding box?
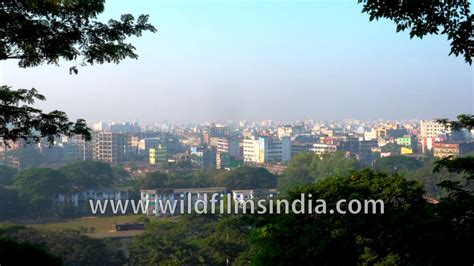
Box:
[0,164,17,185]
[278,152,360,193]
[404,157,463,198]
[380,143,401,155]
[250,115,474,265]
[139,170,214,189]
[60,160,114,188]
[212,167,277,190]
[14,168,71,209]
[0,186,23,220]
[250,170,472,265]
[129,215,250,265]
[0,0,156,69]
[0,1,155,145]
[139,171,169,189]
[359,0,472,64]
[0,237,62,265]
[5,147,46,169]
[0,224,125,265]
[0,86,91,146]
[374,155,424,174]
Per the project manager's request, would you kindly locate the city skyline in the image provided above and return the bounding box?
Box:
[1,0,472,123]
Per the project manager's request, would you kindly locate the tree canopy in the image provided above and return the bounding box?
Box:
[212,167,277,190]
[0,224,125,265]
[60,160,114,188]
[374,155,424,174]
[250,169,472,265]
[129,215,250,265]
[0,165,17,185]
[0,0,156,145]
[0,237,62,265]
[1,0,156,70]
[14,168,71,209]
[1,86,91,146]
[278,152,361,193]
[359,0,472,64]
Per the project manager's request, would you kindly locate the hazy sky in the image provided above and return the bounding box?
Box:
[1,0,472,123]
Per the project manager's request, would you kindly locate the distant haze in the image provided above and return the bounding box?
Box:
[1,0,472,123]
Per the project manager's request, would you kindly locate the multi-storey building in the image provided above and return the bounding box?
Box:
[149,144,167,165]
[364,128,377,141]
[138,137,162,157]
[395,135,416,148]
[243,137,291,164]
[277,124,304,138]
[140,187,228,216]
[216,137,241,158]
[243,138,261,163]
[203,124,229,144]
[420,120,448,139]
[52,187,133,213]
[310,143,337,154]
[92,132,131,163]
[63,135,93,161]
[291,142,312,158]
[432,142,474,158]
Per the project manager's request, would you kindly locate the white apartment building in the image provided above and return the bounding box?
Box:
[277,124,304,138]
[140,188,227,216]
[243,138,260,163]
[310,143,337,154]
[364,128,377,141]
[243,137,291,164]
[420,120,448,139]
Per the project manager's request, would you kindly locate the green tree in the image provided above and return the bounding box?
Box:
[5,147,45,169]
[60,161,114,188]
[129,216,204,265]
[380,143,401,155]
[0,187,23,220]
[129,215,250,265]
[1,1,156,70]
[213,167,277,190]
[431,114,474,263]
[0,224,125,265]
[251,112,474,266]
[374,155,423,174]
[250,170,438,265]
[0,237,62,265]
[359,0,472,64]
[14,168,71,209]
[279,152,360,193]
[0,86,91,146]
[1,1,156,145]
[139,171,169,189]
[0,165,17,185]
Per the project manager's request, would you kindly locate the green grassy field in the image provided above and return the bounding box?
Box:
[29,215,146,235]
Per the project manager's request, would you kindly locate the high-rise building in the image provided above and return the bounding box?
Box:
[138,138,163,157]
[420,120,448,139]
[277,124,304,138]
[110,122,141,133]
[216,137,241,158]
[149,144,167,165]
[243,137,291,164]
[92,132,131,163]
[63,135,93,161]
[203,124,229,144]
[243,138,261,163]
